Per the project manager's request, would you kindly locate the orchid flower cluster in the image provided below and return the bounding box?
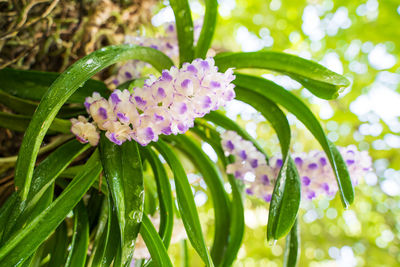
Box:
[71,58,236,146]
[221,131,373,202]
[113,21,203,86]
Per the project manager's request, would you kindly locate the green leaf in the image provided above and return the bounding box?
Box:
[222,161,245,267]
[195,0,218,58]
[141,147,174,247]
[189,124,245,267]
[102,205,120,267]
[152,140,214,267]
[0,111,71,134]
[86,189,106,231]
[99,136,144,266]
[235,87,301,240]
[203,111,268,160]
[166,134,230,266]
[0,150,102,266]
[140,214,173,267]
[65,201,90,267]
[0,90,83,118]
[1,140,89,243]
[0,194,18,241]
[14,44,174,203]
[87,197,110,267]
[234,74,354,207]
[27,140,89,209]
[0,68,108,103]
[47,221,69,267]
[284,219,300,267]
[214,51,350,100]
[170,0,194,65]
[181,239,190,267]
[0,90,39,115]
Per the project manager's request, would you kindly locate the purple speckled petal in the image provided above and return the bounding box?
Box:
[261,175,269,185]
[125,71,133,79]
[319,157,327,166]
[210,81,221,88]
[294,157,303,166]
[250,159,258,168]
[179,103,187,114]
[98,107,108,119]
[302,176,311,186]
[145,127,154,141]
[239,150,247,160]
[307,191,316,199]
[109,133,122,145]
[200,60,209,69]
[264,194,272,202]
[225,90,235,101]
[134,96,147,106]
[226,140,235,150]
[112,79,119,85]
[110,93,121,105]
[177,123,187,132]
[117,112,128,122]
[246,188,254,195]
[202,96,212,108]
[154,113,164,121]
[308,163,318,170]
[181,79,191,88]
[166,42,173,49]
[150,45,158,50]
[346,159,355,165]
[76,135,88,144]
[234,170,242,178]
[84,101,90,110]
[161,126,172,135]
[157,87,166,98]
[276,159,283,167]
[187,65,197,73]
[321,183,330,192]
[162,71,173,81]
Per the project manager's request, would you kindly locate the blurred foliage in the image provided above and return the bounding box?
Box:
[159,0,400,266]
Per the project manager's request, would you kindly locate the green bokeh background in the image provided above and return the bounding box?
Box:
[149,0,400,266]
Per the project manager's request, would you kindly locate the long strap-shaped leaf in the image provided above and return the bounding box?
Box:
[99,136,144,267]
[65,201,90,267]
[0,89,83,118]
[195,0,218,58]
[190,124,245,267]
[141,147,174,247]
[152,140,214,267]
[166,134,230,266]
[0,150,102,266]
[203,111,268,160]
[235,88,301,240]
[283,218,300,267]
[0,194,18,242]
[87,196,111,267]
[0,111,71,134]
[214,52,350,100]
[14,45,174,202]
[0,67,109,103]
[140,214,173,267]
[1,140,89,242]
[47,221,69,267]
[234,74,354,208]
[170,0,194,65]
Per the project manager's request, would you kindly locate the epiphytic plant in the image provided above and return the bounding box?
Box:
[0,1,364,266]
